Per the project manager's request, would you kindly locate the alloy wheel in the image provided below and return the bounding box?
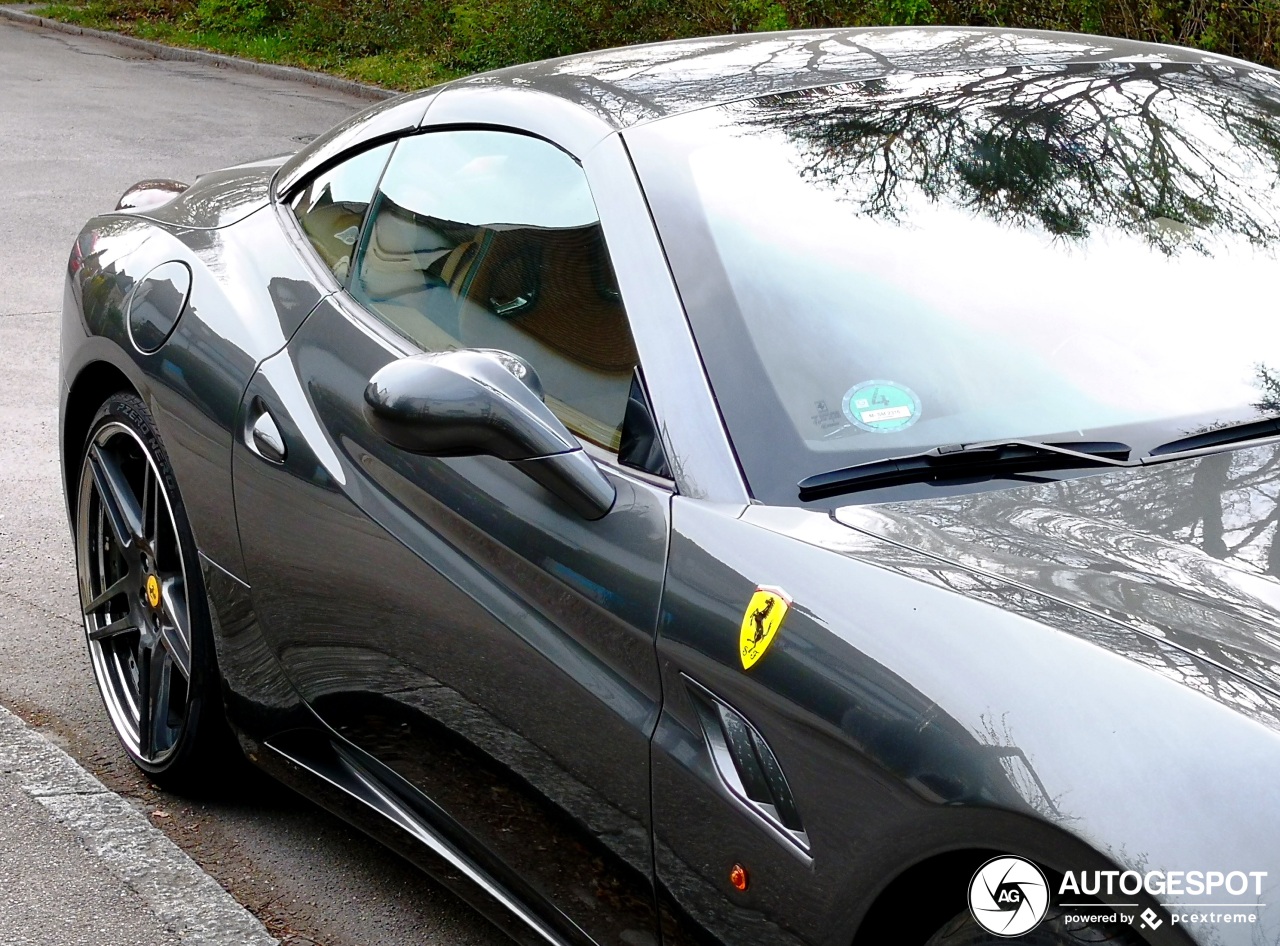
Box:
[76,420,193,765]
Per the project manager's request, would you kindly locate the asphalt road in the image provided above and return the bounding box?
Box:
[0,19,509,946]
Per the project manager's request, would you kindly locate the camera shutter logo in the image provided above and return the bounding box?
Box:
[968,856,1050,937]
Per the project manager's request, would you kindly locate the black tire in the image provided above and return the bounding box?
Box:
[74,391,237,789]
[925,908,1145,945]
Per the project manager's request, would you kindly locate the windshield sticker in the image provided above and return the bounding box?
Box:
[842,380,921,433]
[810,399,846,433]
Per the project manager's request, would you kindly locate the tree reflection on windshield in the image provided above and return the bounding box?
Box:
[745,63,1280,255]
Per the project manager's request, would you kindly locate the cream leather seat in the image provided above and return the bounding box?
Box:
[355,204,637,449]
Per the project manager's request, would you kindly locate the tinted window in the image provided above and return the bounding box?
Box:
[351,130,635,450]
[291,143,393,280]
[629,64,1280,504]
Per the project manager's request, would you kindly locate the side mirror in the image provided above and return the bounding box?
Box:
[363,349,616,520]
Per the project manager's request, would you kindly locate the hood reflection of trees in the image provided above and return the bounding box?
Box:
[1039,360,1280,581]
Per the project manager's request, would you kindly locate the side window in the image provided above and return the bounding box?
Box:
[290,142,393,281]
[350,130,637,451]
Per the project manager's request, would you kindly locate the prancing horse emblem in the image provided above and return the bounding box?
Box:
[739,586,791,670]
[749,597,775,643]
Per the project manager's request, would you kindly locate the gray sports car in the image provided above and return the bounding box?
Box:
[60,25,1280,946]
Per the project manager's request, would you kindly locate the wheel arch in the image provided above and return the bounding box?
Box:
[847,840,1176,946]
[63,360,139,514]
[850,847,1002,946]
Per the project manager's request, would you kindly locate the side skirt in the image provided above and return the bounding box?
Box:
[258,726,579,946]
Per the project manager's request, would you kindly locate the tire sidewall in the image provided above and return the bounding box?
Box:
[77,391,223,779]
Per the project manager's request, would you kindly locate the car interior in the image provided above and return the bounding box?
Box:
[352,195,637,450]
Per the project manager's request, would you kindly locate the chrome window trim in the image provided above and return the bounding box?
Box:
[273,89,443,203]
[581,439,675,492]
[420,84,618,158]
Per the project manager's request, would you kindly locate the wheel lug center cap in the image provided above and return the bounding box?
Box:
[144,574,161,610]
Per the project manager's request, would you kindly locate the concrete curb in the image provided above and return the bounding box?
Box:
[0,4,394,101]
[0,703,279,946]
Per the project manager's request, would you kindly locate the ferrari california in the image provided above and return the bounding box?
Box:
[60,25,1280,946]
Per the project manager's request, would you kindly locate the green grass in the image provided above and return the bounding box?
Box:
[34,1,464,89]
[31,0,1280,92]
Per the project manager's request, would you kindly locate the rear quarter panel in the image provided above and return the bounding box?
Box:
[61,194,327,580]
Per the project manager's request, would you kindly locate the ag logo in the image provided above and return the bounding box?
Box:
[738,586,790,670]
[968,856,1050,937]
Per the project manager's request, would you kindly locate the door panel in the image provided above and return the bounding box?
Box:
[232,294,669,946]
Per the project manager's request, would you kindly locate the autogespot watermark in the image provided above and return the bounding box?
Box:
[969,856,1051,936]
[968,856,1268,937]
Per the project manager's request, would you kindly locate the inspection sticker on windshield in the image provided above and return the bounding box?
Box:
[842,380,921,433]
[740,586,791,670]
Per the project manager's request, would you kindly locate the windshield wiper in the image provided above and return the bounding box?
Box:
[1148,416,1280,458]
[797,440,1133,502]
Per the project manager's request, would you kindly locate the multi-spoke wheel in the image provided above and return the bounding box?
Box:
[75,392,231,784]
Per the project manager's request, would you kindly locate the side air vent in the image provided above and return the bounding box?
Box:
[684,675,809,852]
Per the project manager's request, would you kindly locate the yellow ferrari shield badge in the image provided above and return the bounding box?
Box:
[739,586,790,670]
[145,575,161,609]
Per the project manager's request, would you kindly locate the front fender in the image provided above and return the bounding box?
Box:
[652,500,1280,946]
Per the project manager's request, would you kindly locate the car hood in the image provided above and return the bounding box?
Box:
[834,441,1280,699]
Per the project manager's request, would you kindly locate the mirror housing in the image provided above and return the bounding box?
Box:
[364,349,616,519]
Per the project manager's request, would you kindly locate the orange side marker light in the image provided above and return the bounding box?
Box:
[730,864,749,891]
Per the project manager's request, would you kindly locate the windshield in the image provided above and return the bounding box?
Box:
[626,62,1280,505]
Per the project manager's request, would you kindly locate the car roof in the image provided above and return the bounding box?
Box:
[276,26,1275,198]
[444,26,1272,130]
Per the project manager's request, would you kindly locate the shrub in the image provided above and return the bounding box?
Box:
[193,0,285,32]
[38,0,1280,84]
[287,0,448,59]
[449,0,596,71]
